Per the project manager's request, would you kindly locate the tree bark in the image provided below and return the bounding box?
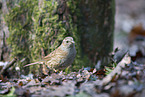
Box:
[79,0,115,66]
[0,0,9,61]
[4,0,115,71]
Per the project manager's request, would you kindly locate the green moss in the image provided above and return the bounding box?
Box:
[5,0,90,73]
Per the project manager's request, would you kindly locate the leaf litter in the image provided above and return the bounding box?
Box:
[0,52,145,97]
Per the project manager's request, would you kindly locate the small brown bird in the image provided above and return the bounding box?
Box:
[24,37,76,73]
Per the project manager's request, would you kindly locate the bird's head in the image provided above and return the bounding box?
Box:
[62,37,75,48]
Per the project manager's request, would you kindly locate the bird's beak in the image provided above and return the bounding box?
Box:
[71,41,75,44]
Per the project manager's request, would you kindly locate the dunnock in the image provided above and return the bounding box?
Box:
[24,37,76,73]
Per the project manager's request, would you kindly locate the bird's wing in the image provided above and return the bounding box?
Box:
[43,48,58,61]
[44,47,68,68]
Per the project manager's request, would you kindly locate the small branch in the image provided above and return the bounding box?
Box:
[100,53,131,86]
[0,57,17,75]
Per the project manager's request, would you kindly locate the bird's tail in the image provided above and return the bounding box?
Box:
[23,61,44,67]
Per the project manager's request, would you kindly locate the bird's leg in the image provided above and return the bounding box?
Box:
[43,64,56,76]
[53,69,59,74]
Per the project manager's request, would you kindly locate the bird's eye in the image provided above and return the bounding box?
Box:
[66,41,69,43]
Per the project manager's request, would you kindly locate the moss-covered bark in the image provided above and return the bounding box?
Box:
[4,0,83,73]
[4,0,115,74]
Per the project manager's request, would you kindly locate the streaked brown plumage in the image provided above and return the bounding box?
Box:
[24,37,76,73]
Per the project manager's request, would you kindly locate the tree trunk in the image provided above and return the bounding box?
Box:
[0,0,9,61]
[79,0,115,66]
[4,0,115,72]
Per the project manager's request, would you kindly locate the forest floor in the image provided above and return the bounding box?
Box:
[1,0,145,96]
[0,52,145,97]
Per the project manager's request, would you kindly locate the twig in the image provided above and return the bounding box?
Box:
[100,53,131,86]
[0,57,17,75]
